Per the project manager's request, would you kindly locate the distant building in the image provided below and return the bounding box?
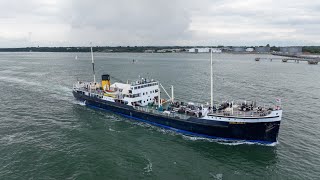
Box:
[187,48,197,53]
[211,48,222,53]
[156,49,166,53]
[187,48,222,53]
[246,48,254,52]
[222,47,233,52]
[280,47,288,54]
[171,49,183,52]
[280,46,302,55]
[156,49,178,53]
[232,47,246,52]
[198,48,210,53]
[144,49,155,53]
[255,46,270,53]
[190,48,210,53]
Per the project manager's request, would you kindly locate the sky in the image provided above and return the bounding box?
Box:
[0,0,320,47]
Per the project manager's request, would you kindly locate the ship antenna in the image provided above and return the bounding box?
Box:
[91,46,96,83]
[210,48,213,108]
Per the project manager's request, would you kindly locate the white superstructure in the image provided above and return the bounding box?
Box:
[119,79,160,106]
[74,77,160,107]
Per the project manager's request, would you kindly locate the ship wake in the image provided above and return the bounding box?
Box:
[182,135,278,146]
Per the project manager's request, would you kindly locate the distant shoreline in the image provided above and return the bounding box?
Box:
[0,46,319,54]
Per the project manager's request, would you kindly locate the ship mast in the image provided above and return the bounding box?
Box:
[91,46,96,83]
[210,48,213,108]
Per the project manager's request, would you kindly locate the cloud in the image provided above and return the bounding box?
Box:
[62,0,192,45]
[188,0,320,45]
[0,0,320,47]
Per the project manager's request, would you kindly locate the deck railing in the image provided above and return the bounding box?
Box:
[207,109,272,118]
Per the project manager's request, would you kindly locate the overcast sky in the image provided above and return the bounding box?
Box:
[1,0,320,47]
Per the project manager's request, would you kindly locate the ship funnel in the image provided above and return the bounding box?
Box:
[101,74,111,90]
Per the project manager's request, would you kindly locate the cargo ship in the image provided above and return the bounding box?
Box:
[73,48,282,144]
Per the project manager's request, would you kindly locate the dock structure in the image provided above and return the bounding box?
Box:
[255,56,320,65]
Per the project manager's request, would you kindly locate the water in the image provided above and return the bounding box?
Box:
[0,52,319,179]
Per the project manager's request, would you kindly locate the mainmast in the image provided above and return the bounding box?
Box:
[158,84,161,108]
[171,85,174,102]
[210,48,213,108]
[91,46,96,83]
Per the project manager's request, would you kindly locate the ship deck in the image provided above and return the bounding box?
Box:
[73,85,277,120]
[134,105,274,120]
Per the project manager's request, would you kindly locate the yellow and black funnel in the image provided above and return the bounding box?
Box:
[101,74,111,90]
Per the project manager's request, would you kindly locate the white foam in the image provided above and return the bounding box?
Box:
[0,76,72,102]
[132,122,180,137]
[108,127,122,133]
[209,173,223,180]
[74,100,86,106]
[52,86,72,94]
[0,76,41,87]
[0,134,15,143]
[182,134,278,146]
[143,158,153,173]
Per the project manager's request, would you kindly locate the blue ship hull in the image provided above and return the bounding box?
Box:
[73,91,280,144]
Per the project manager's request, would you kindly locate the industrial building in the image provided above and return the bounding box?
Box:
[197,48,210,53]
[232,47,246,52]
[211,48,222,53]
[255,46,270,53]
[246,48,254,52]
[187,48,222,53]
[144,49,155,53]
[280,46,302,55]
[187,48,199,53]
